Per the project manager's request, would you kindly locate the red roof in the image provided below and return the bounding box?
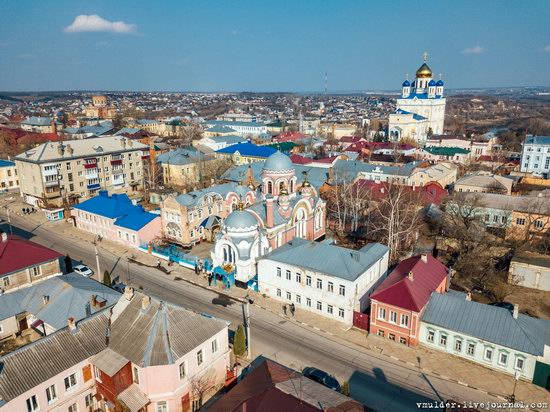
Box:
[273,131,306,143]
[290,154,313,165]
[353,180,447,205]
[0,234,63,276]
[0,126,62,146]
[370,254,448,312]
[339,135,364,143]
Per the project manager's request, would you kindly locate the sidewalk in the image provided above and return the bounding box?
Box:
[2,197,549,406]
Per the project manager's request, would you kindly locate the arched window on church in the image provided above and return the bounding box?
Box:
[290,179,294,193]
[279,181,285,193]
[294,208,307,239]
[223,245,235,263]
[267,181,273,194]
[315,209,322,230]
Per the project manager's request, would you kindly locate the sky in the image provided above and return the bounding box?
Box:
[0,0,549,92]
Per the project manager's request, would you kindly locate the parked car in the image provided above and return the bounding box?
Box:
[74,264,94,277]
[112,283,126,293]
[302,367,341,391]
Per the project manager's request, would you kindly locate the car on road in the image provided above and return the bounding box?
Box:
[302,367,341,391]
[74,264,94,278]
[112,283,126,293]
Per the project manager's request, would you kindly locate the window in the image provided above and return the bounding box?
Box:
[276,289,281,297]
[212,339,218,354]
[286,270,291,280]
[390,311,397,323]
[389,333,395,341]
[306,298,311,307]
[499,352,508,366]
[399,337,407,344]
[400,314,409,327]
[316,301,322,311]
[85,394,93,408]
[316,279,322,289]
[339,285,345,296]
[439,334,447,347]
[327,305,333,314]
[484,347,493,362]
[68,403,78,412]
[132,366,140,384]
[46,384,57,404]
[296,295,301,304]
[516,218,525,226]
[427,330,435,343]
[377,330,385,337]
[93,366,102,382]
[454,339,462,352]
[328,282,333,292]
[156,401,168,412]
[338,308,345,318]
[467,343,475,356]
[378,307,386,320]
[277,267,281,277]
[296,273,301,283]
[197,349,203,366]
[31,266,42,277]
[26,395,39,412]
[179,361,187,379]
[3,276,10,287]
[64,372,78,391]
[306,276,311,287]
[286,292,291,300]
[515,357,525,371]
[534,220,544,229]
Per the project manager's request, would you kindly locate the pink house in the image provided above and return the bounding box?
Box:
[72,190,161,248]
[369,254,449,346]
[0,289,231,412]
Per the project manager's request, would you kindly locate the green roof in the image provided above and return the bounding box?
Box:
[425,146,470,156]
[268,142,297,152]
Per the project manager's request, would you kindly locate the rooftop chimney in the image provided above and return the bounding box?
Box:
[407,271,414,281]
[91,294,97,307]
[124,286,135,301]
[466,292,472,301]
[513,304,519,319]
[1,232,7,242]
[141,295,151,310]
[67,317,76,331]
[43,295,50,305]
[420,253,428,264]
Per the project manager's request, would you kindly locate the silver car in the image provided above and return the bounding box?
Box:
[74,264,94,277]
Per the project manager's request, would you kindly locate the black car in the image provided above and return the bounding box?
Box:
[302,367,341,391]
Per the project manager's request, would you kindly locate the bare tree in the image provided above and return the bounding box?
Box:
[176,124,203,146]
[368,180,424,263]
[189,368,217,410]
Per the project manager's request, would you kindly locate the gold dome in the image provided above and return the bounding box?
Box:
[416,62,432,78]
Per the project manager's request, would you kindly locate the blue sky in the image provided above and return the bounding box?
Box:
[0,0,549,92]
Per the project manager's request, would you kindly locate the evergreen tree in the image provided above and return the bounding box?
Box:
[233,324,246,357]
[340,381,350,396]
[103,270,111,286]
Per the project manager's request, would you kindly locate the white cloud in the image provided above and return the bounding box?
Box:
[541,45,550,53]
[461,46,485,54]
[65,14,137,34]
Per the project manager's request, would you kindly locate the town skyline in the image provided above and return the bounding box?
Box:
[1,0,549,92]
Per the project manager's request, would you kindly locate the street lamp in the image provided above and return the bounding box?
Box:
[508,370,520,403]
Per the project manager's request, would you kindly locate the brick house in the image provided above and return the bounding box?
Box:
[369,254,449,346]
[0,232,63,293]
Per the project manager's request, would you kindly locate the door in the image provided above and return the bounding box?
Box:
[18,317,28,331]
[181,393,190,412]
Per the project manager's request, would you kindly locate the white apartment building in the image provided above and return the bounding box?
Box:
[520,135,550,178]
[258,239,389,326]
[14,136,149,207]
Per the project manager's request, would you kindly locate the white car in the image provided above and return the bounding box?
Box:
[74,264,94,277]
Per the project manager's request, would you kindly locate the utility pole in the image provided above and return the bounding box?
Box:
[245,299,251,360]
[5,208,12,234]
[93,240,101,282]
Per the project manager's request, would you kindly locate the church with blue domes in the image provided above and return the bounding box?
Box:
[388,53,446,145]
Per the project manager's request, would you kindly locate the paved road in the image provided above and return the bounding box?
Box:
[0,199,506,411]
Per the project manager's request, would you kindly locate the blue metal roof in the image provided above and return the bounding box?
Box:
[0,273,121,329]
[0,160,15,168]
[73,191,136,219]
[21,116,53,126]
[422,293,550,356]
[524,135,550,145]
[394,109,428,121]
[216,142,276,158]
[114,208,158,231]
[261,238,388,281]
[206,120,266,128]
[206,125,238,133]
[156,148,207,166]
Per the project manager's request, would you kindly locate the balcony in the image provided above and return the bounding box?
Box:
[44,189,61,199]
[111,174,124,186]
[43,168,58,177]
[111,159,123,166]
[85,171,99,180]
[84,163,98,169]
[44,180,60,188]
[87,183,101,190]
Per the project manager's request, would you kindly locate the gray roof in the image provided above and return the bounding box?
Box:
[460,192,550,214]
[14,136,148,163]
[0,273,121,329]
[211,134,246,144]
[261,238,389,281]
[0,311,109,402]
[422,293,550,356]
[21,116,53,126]
[276,377,357,410]
[156,147,210,166]
[333,159,418,181]
[108,293,227,367]
[175,182,252,208]
[90,347,129,377]
[511,251,550,269]
[455,172,513,191]
[117,384,150,412]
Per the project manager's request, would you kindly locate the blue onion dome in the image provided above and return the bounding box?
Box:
[428,79,437,86]
[402,80,411,87]
[224,207,258,230]
[436,79,444,86]
[263,151,293,172]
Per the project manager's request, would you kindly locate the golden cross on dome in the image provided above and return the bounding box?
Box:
[405,73,409,80]
[422,51,428,62]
